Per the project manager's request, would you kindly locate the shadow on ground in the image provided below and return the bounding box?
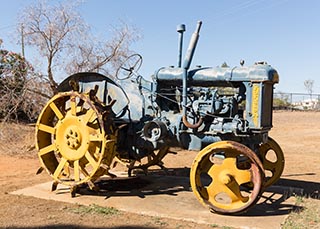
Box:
[277,175,320,199]
[61,168,319,217]
[245,173,320,216]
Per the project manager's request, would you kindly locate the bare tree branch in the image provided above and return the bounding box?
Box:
[0,48,50,122]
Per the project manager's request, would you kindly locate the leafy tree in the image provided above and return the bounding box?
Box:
[18,0,139,95]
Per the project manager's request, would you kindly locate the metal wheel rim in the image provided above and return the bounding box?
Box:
[35,91,107,186]
[190,141,264,214]
[259,137,285,188]
[115,146,170,171]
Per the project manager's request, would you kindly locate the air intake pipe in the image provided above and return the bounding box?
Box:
[182,21,203,129]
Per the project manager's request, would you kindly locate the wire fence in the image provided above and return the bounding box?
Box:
[274,92,320,111]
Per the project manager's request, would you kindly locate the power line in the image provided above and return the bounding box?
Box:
[0,24,17,31]
[208,0,290,27]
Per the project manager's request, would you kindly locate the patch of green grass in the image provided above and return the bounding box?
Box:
[152,216,168,227]
[294,195,304,205]
[68,204,119,216]
[282,198,320,229]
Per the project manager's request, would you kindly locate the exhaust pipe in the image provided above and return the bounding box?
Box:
[183,21,202,69]
[182,21,203,129]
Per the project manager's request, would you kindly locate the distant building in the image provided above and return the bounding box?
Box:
[292,98,320,110]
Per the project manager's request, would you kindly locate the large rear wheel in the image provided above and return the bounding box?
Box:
[35,92,115,188]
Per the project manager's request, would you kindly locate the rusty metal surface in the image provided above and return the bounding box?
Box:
[190,141,264,214]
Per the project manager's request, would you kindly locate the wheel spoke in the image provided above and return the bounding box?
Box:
[233,169,251,185]
[226,180,249,203]
[207,164,217,178]
[53,157,67,179]
[38,124,55,134]
[80,165,90,177]
[74,160,80,181]
[83,109,96,124]
[77,99,85,109]
[49,102,64,120]
[156,147,169,161]
[38,144,55,156]
[147,155,153,163]
[206,181,220,199]
[70,96,77,116]
[85,151,98,168]
[263,159,276,171]
[223,157,237,167]
[63,162,70,177]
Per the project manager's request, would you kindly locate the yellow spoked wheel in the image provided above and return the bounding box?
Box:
[35,91,115,188]
[190,141,264,215]
[259,137,285,188]
[115,146,170,176]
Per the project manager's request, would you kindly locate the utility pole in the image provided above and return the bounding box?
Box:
[21,23,25,57]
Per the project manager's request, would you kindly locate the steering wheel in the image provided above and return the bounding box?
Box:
[116,54,143,80]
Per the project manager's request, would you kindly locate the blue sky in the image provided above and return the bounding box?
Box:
[1,0,320,93]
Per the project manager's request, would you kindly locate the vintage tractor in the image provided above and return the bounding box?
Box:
[35,21,284,215]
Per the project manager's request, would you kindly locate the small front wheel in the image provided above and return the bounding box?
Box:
[259,137,285,188]
[190,141,264,215]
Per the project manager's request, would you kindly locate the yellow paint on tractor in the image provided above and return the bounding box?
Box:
[35,91,115,188]
[190,141,264,214]
[251,84,260,127]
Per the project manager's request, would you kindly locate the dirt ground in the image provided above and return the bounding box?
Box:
[0,111,319,229]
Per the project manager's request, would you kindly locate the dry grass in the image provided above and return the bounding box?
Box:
[0,122,36,158]
[282,198,320,229]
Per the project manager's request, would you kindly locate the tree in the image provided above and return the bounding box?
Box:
[273,91,291,109]
[221,62,229,68]
[304,79,314,99]
[0,47,48,121]
[65,20,140,77]
[0,49,28,119]
[18,0,139,95]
